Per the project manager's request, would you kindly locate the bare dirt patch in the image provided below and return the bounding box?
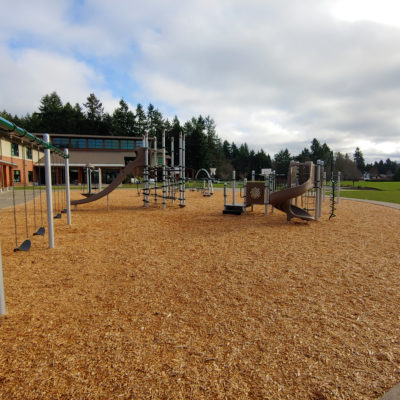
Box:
[0,190,399,399]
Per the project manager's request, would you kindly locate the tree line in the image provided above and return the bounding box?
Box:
[1,91,399,180]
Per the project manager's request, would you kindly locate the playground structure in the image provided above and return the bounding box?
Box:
[189,168,214,197]
[81,164,102,197]
[0,117,71,252]
[223,160,329,221]
[71,131,186,209]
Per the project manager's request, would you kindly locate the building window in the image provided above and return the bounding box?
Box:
[14,170,21,182]
[11,143,19,157]
[104,139,119,149]
[135,140,143,148]
[70,138,87,149]
[120,140,134,150]
[88,139,103,149]
[28,171,33,182]
[53,138,69,148]
[26,147,32,159]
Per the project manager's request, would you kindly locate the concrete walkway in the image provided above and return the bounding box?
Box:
[339,197,400,210]
[0,189,42,210]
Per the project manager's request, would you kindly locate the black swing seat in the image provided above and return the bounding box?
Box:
[14,239,31,252]
[54,213,62,219]
[33,227,45,236]
[61,208,67,213]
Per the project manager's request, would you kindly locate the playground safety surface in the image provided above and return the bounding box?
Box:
[0,190,399,399]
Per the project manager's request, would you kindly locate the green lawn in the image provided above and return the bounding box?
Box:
[337,181,400,204]
[339,180,400,191]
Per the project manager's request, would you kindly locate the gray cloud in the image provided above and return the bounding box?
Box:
[0,0,399,161]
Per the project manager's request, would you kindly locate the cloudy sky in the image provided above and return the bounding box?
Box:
[1,0,400,162]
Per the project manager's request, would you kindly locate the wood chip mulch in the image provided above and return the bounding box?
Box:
[0,189,399,399]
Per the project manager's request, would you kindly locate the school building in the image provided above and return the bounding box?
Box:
[0,130,43,190]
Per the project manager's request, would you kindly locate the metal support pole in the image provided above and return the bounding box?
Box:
[232,170,236,206]
[337,171,341,205]
[224,183,227,207]
[64,148,71,226]
[315,161,321,220]
[0,241,6,316]
[87,167,92,195]
[144,134,149,208]
[154,136,158,204]
[265,179,269,215]
[162,131,166,209]
[98,167,102,192]
[252,170,255,182]
[171,137,174,168]
[182,134,186,207]
[43,134,55,249]
[243,178,247,213]
[179,133,183,207]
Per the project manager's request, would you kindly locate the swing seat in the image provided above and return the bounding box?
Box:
[61,209,67,213]
[54,213,62,219]
[14,239,31,252]
[33,227,45,236]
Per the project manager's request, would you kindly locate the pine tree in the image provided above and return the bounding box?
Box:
[353,147,365,173]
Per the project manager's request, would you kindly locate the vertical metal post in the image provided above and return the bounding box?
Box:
[87,167,92,195]
[144,134,149,208]
[179,133,183,207]
[323,171,327,201]
[224,183,227,207]
[43,134,55,249]
[162,131,166,209]
[153,136,158,204]
[315,161,321,220]
[0,241,6,316]
[252,170,255,182]
[182,134,186,207]
[337,171,341,205]
[98,167,102,192]
[265,179,269,215]
[232,170,236,206]
[171,137,174,168]
[319,161,324,218]
[243,178,247,213]
[64,149,71,226]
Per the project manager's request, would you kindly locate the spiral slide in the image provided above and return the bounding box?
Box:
[269,162,315,221]
[71,148,146,206]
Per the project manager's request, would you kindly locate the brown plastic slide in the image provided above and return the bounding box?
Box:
[269,161,315,221]
[71,147,146,206]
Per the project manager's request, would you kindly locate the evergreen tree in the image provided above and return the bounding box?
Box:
[310,138,331,163]
[222,140,231,159]
[83,93,106,134]
[37,91,64,132]
[135,104,147,136]
[273,149,292,176]
[111,99,135,136]
[353,147,365,173]
[184,116,208,171]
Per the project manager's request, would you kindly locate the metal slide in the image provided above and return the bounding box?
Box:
[269,161,315,221]
[71,148,146,206]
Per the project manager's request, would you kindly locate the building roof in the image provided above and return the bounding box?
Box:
[35,133,152,140]
[0,159,17,167]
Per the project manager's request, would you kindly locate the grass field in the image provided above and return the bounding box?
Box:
[337,181,400,204]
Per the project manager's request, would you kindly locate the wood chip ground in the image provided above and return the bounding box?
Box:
[0,189,399,399]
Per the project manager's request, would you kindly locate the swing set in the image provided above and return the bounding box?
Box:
[0,116,71,251]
